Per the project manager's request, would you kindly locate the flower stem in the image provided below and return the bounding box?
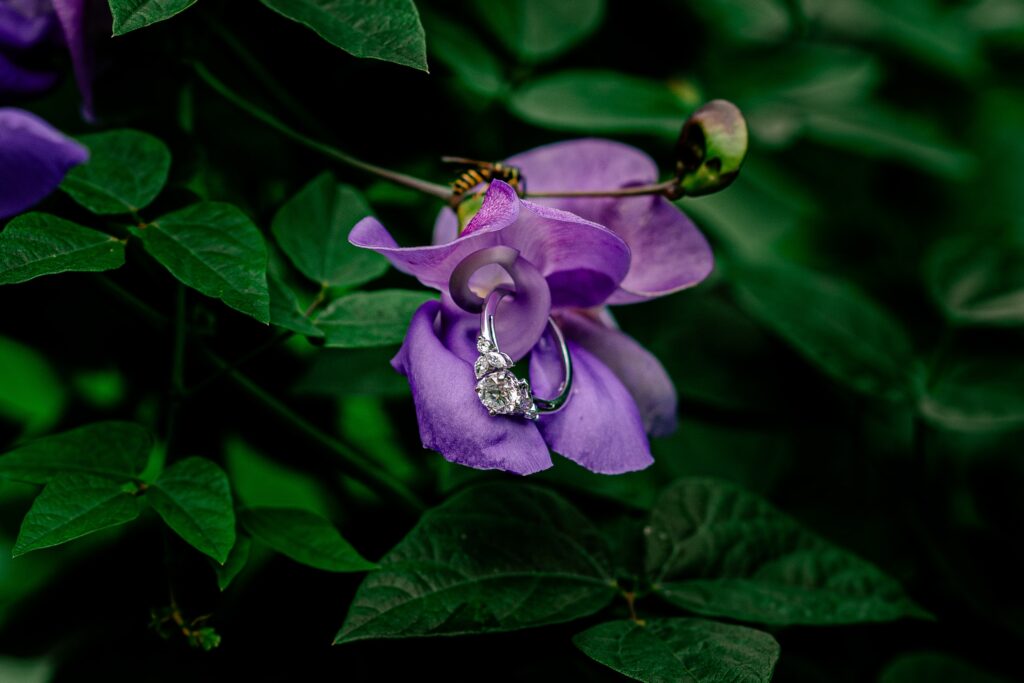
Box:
[192,62,689,204]
[192,62,452,200]
[525,179,682,200]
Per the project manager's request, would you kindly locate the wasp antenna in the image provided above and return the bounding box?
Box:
[442,156,495,168]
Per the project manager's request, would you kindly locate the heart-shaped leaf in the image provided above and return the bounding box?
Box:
[148,457,236,564]
[645,478,930,625]
[574,618,780,683]
[0,213,124,285]
[336,482,618,643]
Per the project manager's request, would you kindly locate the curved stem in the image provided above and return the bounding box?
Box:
[525,179,681,200]
[193,62,686,204]
[192,62,452,200]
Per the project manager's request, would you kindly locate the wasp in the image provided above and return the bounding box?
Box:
[444,156,526,205]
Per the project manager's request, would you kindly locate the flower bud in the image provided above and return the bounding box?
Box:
[675,99,748,197]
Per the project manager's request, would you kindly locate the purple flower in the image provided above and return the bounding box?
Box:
[0,2,95,219]
[0,107,87,218]
[351,139,713,475]
[0,0,95,116]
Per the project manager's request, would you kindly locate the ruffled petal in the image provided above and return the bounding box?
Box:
[602,196,712,303]
[559,309,678,436]
[357,180,631,309]
[393,300,552,475]
[0,108,88,219]
[508,138,713,302]
[530,337,653,474]
[52,0,94,120]
[510,199,630,308]
[350,181,520,291]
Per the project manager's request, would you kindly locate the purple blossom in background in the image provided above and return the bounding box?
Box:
[351,139,713,475]
[0,0,94,219]
[0,107,87,217]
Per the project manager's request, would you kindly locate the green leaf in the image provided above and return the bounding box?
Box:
[920,351,1024,432]
[510,70,692,137]
[646,478,929,625]
[0,422,152,484]
[214,535,251,591]
[131,202,271,323]
[796,105,975,180]
[732,259,920,402]
[879,651,1013,683]
[258,0,427,71]
[573,618,780,683]
[271,173,388,288]
[239,507,375,572]
[0,336,65,436]
[13,474,140,556]
[336,482,618,643]
[420,9,506,99]
[688,0,791,43]
[316,289,434,348]
[926,236,1024,326]
[268,271,323,337]
[60,130,171,215]
[337,397,418,485]
[0,213,124,285]
[108,0,199,35]
[294,348,410,397]
[147,457,235,564]
[472,0,605,64]
[225,436,333,516]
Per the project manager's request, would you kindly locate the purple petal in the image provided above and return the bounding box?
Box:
[51,0,93,121]
[447,246,551,360]
[0,51,57,94]
[530,337,653,474]
[0,108,88,219]
[602,195,713,304]
[508,138,713,302]
[438,294,483,364]
[393,300,552,475]
[432,206,458,245]
[0,1,54,50]
[507,138,657,195]
[354,180,630,308]
[515,198,630,308]
[559,309,678,436]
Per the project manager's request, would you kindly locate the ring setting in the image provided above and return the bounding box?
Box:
[473,288,573,420]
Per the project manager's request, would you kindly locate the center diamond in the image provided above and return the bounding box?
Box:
[475,370,524,415]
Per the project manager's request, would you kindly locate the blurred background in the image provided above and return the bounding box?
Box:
[1,0,1023,680]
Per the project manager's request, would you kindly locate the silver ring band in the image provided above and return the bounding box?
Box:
[474,288,573,420]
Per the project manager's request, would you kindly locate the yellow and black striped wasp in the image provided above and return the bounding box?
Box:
[443,156,526,206]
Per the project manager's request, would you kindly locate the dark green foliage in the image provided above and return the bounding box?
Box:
[336,483,618,642]
[1,0,1021,680]
[573,619,780,683]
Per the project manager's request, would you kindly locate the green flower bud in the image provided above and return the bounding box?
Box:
[675,99,748,197]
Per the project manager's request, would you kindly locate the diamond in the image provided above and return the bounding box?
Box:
[474,356,491,379]
[476,370,524,415]
[485,351,510,370]
[476,336,494,354]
